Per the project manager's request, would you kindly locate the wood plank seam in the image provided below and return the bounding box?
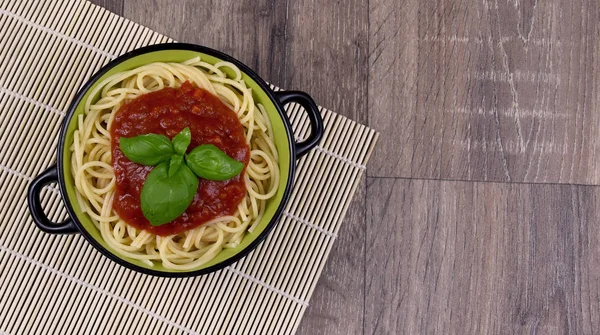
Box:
[366,175,600,188]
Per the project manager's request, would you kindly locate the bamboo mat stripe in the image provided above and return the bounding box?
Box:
[0,1,378,334]
[0,246,198,335]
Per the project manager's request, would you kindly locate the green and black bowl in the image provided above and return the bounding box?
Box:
[27,43,324,277]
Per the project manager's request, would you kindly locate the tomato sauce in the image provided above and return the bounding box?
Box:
[110,82,249,236]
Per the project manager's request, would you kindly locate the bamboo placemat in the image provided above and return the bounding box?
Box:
[0,1,378,334]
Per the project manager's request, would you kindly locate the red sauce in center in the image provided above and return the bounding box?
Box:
[110,82,249,236]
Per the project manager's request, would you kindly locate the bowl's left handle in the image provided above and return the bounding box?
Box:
[27,165,78,234]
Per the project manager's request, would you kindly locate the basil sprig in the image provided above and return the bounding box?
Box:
[119,127,244,226]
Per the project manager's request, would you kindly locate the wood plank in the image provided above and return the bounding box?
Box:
[122,0,289,89]
[368,0,418,182]
[366,177,600,334]
[369,0,600,184]
[281,0,369,123]
[89,0,123,15]
[296,179,365,335]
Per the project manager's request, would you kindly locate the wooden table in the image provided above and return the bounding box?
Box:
[92,1,600,333]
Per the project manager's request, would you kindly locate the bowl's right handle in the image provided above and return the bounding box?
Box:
[274,91,324,159]
[27,165,78,234]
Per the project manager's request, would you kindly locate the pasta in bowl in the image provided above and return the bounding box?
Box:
[27,43,324,276]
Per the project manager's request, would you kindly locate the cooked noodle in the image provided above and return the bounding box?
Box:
[71,58,279,270]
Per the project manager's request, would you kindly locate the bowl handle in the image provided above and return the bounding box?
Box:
[274,91,324,158]
[27,165,78,234]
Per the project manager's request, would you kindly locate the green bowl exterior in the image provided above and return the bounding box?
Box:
[60,46,292,274]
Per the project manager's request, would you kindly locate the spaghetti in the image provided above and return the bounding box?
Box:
[70,58,279,270]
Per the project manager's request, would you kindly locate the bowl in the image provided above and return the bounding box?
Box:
[26,43,324,277]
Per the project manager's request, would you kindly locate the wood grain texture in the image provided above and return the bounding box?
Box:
[282,0,369,123]
[89,0,123,15]
[366,178,600,334]
[369,0,600,184]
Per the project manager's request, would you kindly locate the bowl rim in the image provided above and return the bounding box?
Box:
[57,43,296,277]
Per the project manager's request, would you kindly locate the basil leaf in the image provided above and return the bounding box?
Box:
[140,162,198,226]
[172,127,191,155]
[186,144,244,181]
[120,134,174,166]
[169,154,184,177]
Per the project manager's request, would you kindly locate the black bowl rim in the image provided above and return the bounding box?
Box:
[57,43,296,277]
